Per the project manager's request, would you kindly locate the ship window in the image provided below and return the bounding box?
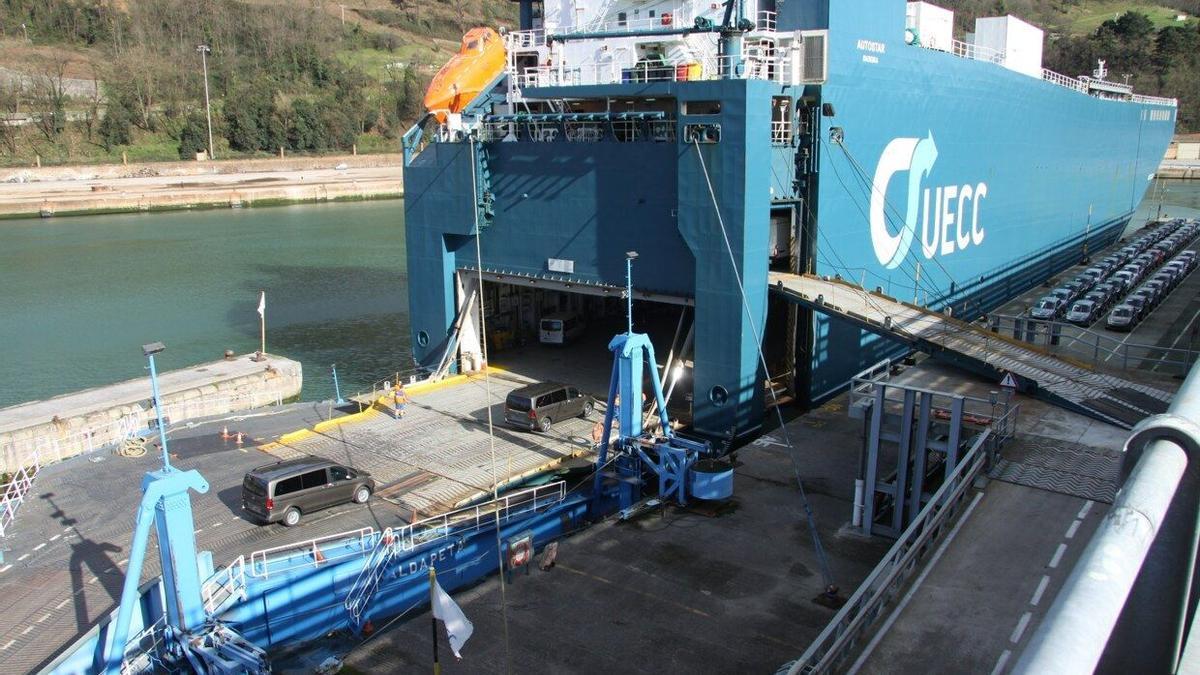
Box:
[709,385,729,407]
[416,330,430,347]
[684,100,721,115]
[617,12,627,26]
[649,10,655,17]
[771,96,793,145]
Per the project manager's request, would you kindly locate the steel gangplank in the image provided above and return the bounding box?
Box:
[769,272,1172,429]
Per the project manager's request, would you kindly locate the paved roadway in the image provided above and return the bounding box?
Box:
[0,369,590,673]
[849,360,1146,675]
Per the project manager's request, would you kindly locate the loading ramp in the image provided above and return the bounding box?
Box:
[769,272,1173,429]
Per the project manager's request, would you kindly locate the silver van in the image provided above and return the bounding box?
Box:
[242,457,374,527]
[504,382,593,432]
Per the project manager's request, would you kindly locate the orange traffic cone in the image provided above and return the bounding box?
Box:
[235,431,245,445]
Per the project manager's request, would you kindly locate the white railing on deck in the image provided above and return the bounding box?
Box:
[202,554,247,614]
[554,5,696,35]
[0,453,39,537]
[950,38,1004,64]
[507,29,545,49]
[518,52,785,89]
[249,527,375,579]
[1132,93,1178,106]
[244,482,568,579]
[119,615,168,675]
[1042,68,1088,94]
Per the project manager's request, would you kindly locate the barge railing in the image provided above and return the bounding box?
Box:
[244,482,568,580]
[202,554,247,615]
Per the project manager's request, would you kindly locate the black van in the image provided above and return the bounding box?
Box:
[504,382,593,432]
[242,457,375,527]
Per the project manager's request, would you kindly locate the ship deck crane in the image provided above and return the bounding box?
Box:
[591,252,734,515]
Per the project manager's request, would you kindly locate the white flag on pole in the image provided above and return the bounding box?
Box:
[431,578,473,658]
[257,291,266,318]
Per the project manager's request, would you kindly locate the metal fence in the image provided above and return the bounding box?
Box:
[780,404,1020,674]
[985,313,1196,374]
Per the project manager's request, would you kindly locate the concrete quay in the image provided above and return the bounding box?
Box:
[0,155,402,218]
[1158,160,1200,180]
[0,353,301,473]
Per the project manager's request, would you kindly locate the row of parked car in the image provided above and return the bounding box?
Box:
[1029,218,1199,330]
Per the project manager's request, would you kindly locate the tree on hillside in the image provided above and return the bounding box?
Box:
[0,81,23,155]
[177,112,208,159]
[31,57,69,141]
[98,97,132,150]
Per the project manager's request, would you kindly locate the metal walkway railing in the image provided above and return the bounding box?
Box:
[984,313,1196,375]
[0,451,40,537]
[770,272,1174,429]
[1015,360,1200,673]
[779,404,1020,673]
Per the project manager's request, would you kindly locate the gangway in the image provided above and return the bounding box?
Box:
[769,272,1173,429]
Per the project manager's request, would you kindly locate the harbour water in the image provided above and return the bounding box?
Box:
[0,200,408,408]
[0,181,1197,411]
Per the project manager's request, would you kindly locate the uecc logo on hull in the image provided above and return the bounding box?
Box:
[870,132,988,269]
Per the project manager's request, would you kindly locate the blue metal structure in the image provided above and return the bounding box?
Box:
[591,254,723,511]
[402,0,1176,442]
[97,344,268,675]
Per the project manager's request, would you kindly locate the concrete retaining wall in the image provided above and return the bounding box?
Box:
[0,354,302,473]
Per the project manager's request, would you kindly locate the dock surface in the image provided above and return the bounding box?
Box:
[0,367,588,672]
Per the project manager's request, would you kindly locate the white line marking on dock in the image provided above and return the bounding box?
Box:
[48,534,60,542]
[194,528,203,534]
[55,598,70,609]
[38,613,49,623]
[1049,543,1067,569]
[32,543,45,551]
[118,558,128,565]
[1011,611,1033,644]
[17,554,29,561]
[211,522,223,527]
[1065,519,1082,539]
[21,626,33,635]
[1030,575,1051,606]
[88,576,99,584]
[63,526,71,532]
[1078,500,1094,520]
[846,492,986,675]
[0,564,10,573]
[991,649,1012,675]
[0,639,12,650]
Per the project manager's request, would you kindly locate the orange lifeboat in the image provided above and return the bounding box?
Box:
[424,28,506,122]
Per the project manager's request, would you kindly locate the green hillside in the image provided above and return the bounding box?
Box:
[0,0,1196,167]
[0,0,516,166]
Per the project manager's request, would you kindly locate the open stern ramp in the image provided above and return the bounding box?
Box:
[770,273,1173,429]
[259,370,596,516]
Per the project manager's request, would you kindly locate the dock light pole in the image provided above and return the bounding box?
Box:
[143,342,172,471]
[331,363,345,404]
[196,45,214,160]
[625,251,638,334]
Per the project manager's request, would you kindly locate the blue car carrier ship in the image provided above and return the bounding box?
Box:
[33,0,1179,672]
[402,0,1176,442]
